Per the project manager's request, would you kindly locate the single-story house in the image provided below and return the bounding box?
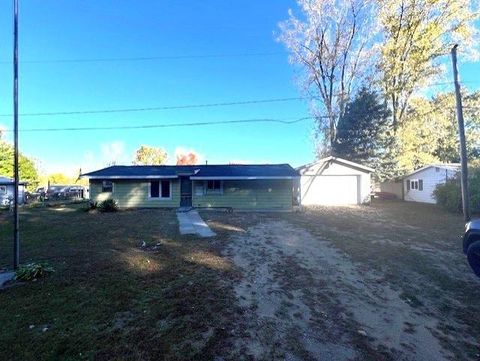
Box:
[0,176,26,206]
[402,163,460,204]
[296,157,374,205]
[81,164,299,210]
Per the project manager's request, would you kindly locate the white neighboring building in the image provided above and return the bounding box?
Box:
[403,164,460,204]
[296,157,374,205]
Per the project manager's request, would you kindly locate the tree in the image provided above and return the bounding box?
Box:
[0,139,40,190]
[278,0,378,152]
[176,150,199,165]
[396,90,480,170]
[333,87,391,166]
[133,145,167,165]
[48,173,72,185]
[378,0,479,129]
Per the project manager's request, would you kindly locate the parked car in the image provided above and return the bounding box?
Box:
[463,219,480,277]
[45,185,68,199]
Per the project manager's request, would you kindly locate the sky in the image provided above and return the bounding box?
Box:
[0,1,478,175]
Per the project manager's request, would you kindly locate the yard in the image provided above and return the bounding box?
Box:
[0,201,479,360]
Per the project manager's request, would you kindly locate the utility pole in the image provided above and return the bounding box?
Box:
[13,0,20,269]
[451,44,470,222]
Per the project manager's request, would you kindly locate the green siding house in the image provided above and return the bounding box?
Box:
[83,164,299,211]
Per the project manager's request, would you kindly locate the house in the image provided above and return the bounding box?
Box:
[296,157,374,205]
[402,163,460,204]
[81,164,299,210]
[0,176,26,206]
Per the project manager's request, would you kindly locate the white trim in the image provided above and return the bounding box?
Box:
[87,175,178,179]
[147,180,172,200]
[191,176,298,180]
[297,156,374,173]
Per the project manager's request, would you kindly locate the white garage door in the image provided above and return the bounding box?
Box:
[300,175,359,205]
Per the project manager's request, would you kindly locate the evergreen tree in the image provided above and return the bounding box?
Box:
[333,87,391,176]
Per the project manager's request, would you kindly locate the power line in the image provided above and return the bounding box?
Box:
[0,97,305,117]
[0,51,287,64]
[1,116,315,133]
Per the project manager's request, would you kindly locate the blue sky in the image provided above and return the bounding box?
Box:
[0,1,478,175]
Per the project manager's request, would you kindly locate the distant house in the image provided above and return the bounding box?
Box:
[81,164,299,211]
[296,157,374,205]
[0,176,26,206]
[403,164,460,204]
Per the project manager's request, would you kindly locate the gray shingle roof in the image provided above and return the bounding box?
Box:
[82,164,299,179]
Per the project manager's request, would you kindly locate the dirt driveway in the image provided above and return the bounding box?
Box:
[203,201,480,360]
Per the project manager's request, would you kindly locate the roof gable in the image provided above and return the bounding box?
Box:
[297,156,374,174]
[403,163,460,178]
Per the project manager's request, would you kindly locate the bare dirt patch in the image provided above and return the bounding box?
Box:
[223,220,447,360]
[205,201,480,360]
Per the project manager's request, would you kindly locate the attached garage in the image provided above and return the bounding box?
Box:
[296,157,374,206]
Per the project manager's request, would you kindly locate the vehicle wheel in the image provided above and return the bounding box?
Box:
[467,240,480,278]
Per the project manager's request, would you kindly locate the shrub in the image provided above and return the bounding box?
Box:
[97,199,118,212]
[81,201,98,212]
[434,167,480,213]
[15,262,54,281]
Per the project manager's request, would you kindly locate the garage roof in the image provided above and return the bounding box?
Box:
[296,156,374,174]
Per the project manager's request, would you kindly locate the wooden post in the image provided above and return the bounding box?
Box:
[451,44,470,222]
[13,0,20,269]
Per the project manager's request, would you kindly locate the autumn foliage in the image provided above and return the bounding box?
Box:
[176,151,199,165]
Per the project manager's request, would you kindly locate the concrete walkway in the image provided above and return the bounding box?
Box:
[177,210,216,238]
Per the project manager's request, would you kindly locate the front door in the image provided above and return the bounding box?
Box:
[180,177,192,207]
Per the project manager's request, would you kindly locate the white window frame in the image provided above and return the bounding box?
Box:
[102,180,114,193]
[410,179,419,190]
[205,180,223,195]
[148,180,172,200]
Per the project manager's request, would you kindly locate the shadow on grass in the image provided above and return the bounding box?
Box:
[0,206,240,361]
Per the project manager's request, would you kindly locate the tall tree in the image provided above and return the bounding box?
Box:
[333,87,391,164]
[397,90,480,170]
[378,0,479,129]
[133,145,168,165]
[278,0,378,152]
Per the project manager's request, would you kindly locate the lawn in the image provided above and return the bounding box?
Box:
[1,200,479,360]
[0,204,238,360]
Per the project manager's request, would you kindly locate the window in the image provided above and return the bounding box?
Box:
[409,179,423,191]
[206,180,222,194]
[161,180,171,198]
[150,180,171,199]
[0,186,6,194]
[102,181,113,193]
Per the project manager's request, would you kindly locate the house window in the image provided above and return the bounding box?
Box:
[206,180,222,194]
[150,180,171,199]
[0,186,6,194]
[409,179,423,191]
[102,181,113,193]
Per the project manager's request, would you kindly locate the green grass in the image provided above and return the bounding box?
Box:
[0,205,237,360]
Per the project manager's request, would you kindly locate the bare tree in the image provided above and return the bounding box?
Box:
[278,0,378,152]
